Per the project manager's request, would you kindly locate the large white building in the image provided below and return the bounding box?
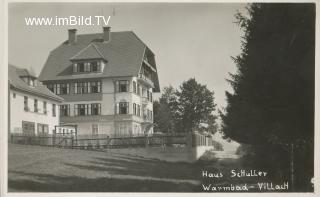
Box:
[9,65,64,135]
[38,27,160,137]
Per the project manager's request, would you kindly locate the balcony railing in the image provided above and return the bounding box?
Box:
[138,73,154,87]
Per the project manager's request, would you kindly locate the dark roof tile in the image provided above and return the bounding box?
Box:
[9,64,64,102]
[38,31,160,92]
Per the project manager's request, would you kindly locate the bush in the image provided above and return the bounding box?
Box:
[198,150,218,163]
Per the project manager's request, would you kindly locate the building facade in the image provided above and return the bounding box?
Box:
[38,27,160,137]
[9,65,64,135]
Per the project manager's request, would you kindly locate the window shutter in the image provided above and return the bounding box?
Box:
[97,61,101,72]
[98,104,101,115]
[115,81,119,92]
[128,81,131,92]
[88,82,91,93]
[74,105,78,116]
[98,82,101,93]
[73,63,77,73]
[67,83,70,94]
[127,102,129,114]
[115,103,119,114]
[88,104,91,115]
[84,62,89,72]
[74,83,78,94]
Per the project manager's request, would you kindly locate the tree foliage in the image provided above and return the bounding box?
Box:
[154,79,217,134]
[175,78,217,133]
[153,86,177,133]
[221,3,315,191]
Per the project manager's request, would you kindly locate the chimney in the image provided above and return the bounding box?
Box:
[68,29,77,45]
[103,26,111,42]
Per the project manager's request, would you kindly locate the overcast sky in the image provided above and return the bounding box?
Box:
[9,3,245,110]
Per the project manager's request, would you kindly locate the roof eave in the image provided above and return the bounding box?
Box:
[10,84,64,103]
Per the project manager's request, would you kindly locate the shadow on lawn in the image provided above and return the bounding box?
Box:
[9,153,204,192]
[9,171,200,192]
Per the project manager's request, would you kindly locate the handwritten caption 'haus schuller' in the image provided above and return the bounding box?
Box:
[201,169,289,192]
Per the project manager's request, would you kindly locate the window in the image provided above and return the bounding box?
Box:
[47,84,54,92]
[29,78,34,86]
[78,104,87,116]
[147,90,150,101]
[133,103,137,115]
[37,123,49,135]
[24,96,28,111]
[47,83,70,95]
[60,83,70,94]
[52,104,56,117]
[118,80,129,92]
[74,61,102,73]
[137,104,141,116]
[137,84,141,95]
[43,101,47,114]
[91,103,101,115]
[34,99,38,112]
[55,84,60,95]
[73,103,100,116]
[116,122,130,137]
[90,81,101,93]
[76,82,88,94]
[146,110,153,121]
[92,124,99,136]
[22,121,35,135]
[84,62,91,72]
[133,81,137,94]
[78,63,85,72]
[13,93,16,98]
[91,61,101,72]
[118,102,129,114]
[60,105,70,117]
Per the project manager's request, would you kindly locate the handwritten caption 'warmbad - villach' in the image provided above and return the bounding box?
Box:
[201,169,289,192]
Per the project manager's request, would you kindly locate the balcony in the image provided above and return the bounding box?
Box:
[141,97,148,105]
[138,73,154,88]
[142,113,153,123]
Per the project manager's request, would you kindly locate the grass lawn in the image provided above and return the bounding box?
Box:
[8,144,258,192]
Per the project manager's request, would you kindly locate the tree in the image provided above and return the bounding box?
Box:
[221,3,315,191]
[153,86,177,133]
[154,80,218,134]
[175,78,217,133]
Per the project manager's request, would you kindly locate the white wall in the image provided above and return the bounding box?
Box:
[74,121,114,136]
[59,76,155,136]
[10,89,60,135]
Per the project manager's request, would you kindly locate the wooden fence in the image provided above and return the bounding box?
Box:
[10,132,216,150]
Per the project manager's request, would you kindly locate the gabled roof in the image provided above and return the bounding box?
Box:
[9,64,64,102]
[70,43,105,61]
[38,31,160,92]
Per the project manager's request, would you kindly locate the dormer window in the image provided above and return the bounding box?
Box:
[21,76,35,87]
[91,62,101,72]
[78,63,85,72]
[72,60,104,74]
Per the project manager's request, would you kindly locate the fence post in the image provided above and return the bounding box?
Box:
[71,136,74,149]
